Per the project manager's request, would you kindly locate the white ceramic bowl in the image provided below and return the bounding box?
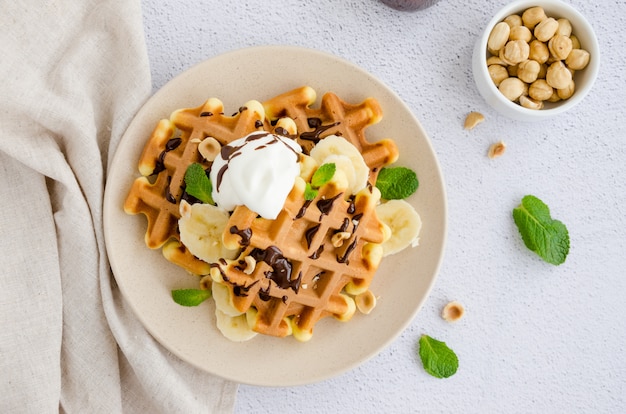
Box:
[472,0,600,121]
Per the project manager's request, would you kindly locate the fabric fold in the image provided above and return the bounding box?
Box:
[0,1,237,412]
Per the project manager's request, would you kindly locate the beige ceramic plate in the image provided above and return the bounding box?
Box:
[104,45,447,386]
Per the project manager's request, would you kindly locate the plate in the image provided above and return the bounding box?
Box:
[104,45,447,386]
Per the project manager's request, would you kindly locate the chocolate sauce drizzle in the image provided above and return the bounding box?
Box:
[300,118,340,143]
[152,137,182,175]
[250,246,302,293]
[230,226,252,247]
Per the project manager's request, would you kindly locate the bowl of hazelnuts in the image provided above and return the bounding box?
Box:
[472,0,599,121]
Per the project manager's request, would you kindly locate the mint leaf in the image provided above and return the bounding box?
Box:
[184,163,213,204]
[418,334,458,378]
[172,289,212,307]
[304,182,318,201]
[512,195,569,265]
[375,166,419,200]
[311,163,336,188]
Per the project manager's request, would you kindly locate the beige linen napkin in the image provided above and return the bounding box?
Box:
[0,1,237,412]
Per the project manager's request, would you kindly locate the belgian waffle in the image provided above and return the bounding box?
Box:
[213,174,385,339]
[263,86,399,181]
[125,87,397,278]
[124,98,265,274]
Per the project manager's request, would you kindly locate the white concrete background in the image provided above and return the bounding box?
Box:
[140,0,626,412]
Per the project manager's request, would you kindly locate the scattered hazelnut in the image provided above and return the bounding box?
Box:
[442,301,465,322]
[331,231,351,248]
[355,290,377,315]
[464,111,485,130]
[243,256,256,275]
[198,137,221,162]
[488,140,507,159]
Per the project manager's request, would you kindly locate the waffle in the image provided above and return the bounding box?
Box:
[124,98,266,274]
[125,86,398,278]
[212,173,385,339]
[263,86,399,181]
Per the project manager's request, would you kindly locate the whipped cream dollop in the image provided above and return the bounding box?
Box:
[210,131,302,219]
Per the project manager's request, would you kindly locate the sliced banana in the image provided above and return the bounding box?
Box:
[178,200,239,264]
[212,281,242,317]
[309,135,369,195]
[215,308,257,342]
[375,199,422,256]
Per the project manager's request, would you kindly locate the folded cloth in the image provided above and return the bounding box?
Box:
[0,1,237,412]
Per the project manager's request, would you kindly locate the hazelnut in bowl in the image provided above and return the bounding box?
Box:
[472,0,599,121]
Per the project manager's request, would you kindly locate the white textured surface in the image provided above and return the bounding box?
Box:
[140,0,626,412]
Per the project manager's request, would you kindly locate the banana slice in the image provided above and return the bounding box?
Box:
[212,281,242,317]
[375,199,422,256]
[309,135,369,195]
[178,200,239,264]
[215,308,257,342]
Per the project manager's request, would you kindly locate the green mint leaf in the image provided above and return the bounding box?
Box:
[311,163,336,188]
[512,195,570,265]
[418,334,458,379]
[171,289,212,307]
[184,163,213,204]
[304,182,318,201]
[375,166,419,200]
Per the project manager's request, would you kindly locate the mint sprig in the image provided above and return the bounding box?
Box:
[513,195,570,265]
[375,166,419,200]
[418,334,458,378]
[184,163,214,204]
[171,288,212,307]
[305,163,336,201]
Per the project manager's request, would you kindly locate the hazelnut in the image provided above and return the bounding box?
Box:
[556,18,573,37]
[519,95,544,110]
[522,6,547,30]
[517,59,541,83]
[503,14,523,28]
[534,17,559,42]
[488,22,511,55]
[509,25,532,43]
[529,79,554,101]
[499,77,526,101]
[442,301,465,322]
[502,39,530,65]
[546,61,573,89]
[198,137,221,162]
[548,35,573,61]
[488,141,507,159]
[464,111,485,130]
[355,290,377,315]
[557,80,576,100]
[566,49,590,70]
[528,39,550,64]
[488,64,509,86]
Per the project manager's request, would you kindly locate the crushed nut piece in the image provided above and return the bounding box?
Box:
[243,256,256,275]
[464,111,485,130]
[442,301,465,322]
[199,274,212,290]
[198,137,221,161]
[488,140,507,159]
[355,290,377,315]
[331,231,351,247]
